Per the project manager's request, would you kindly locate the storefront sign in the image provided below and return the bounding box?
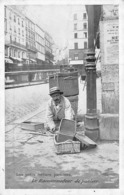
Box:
[101,20,119,65]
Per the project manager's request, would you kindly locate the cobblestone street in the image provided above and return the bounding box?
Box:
[5,83,50,125]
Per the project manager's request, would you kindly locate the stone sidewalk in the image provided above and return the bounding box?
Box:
[5,109,119,189]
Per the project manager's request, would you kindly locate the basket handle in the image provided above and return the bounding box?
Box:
[64,139,73,143]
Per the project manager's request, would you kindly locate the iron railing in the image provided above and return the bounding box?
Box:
[5,69,60,89]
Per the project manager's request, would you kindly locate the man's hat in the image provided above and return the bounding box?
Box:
[49,86,63,96]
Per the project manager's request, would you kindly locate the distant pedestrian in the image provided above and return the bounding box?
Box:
[45,86,75,133]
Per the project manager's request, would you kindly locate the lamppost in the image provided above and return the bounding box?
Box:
[84,5,99,141]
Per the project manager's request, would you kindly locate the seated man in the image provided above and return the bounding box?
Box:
[45,86,75,133]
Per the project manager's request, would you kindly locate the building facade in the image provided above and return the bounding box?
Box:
[45,32,54,65]
[68,7,88,67]
[25,17,37,64]
[5,5,54,67]
[35,24,45,65]
[5,5,27,65]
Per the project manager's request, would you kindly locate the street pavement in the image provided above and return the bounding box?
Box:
[5,78,119,189]
[5,83,50,125]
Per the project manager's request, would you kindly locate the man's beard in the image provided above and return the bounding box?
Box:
[54,99,60,105]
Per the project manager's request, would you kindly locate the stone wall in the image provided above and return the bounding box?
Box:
[100,20,119,114]
[99,6,119,140]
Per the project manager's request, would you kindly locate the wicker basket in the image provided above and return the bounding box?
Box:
[49,71,79,97]
[54,134,80,154]
[54,119,80,154]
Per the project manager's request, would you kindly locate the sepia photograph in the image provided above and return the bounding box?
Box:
[0,0,124,194]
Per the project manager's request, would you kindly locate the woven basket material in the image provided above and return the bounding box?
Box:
[49,71,79,97]
[54,135,80,154]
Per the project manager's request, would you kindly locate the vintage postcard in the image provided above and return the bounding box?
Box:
[0,0,124,195]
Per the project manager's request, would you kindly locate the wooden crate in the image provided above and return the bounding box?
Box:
[21,121,44,131]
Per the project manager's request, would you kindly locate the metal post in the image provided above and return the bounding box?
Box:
[84,5,99,141]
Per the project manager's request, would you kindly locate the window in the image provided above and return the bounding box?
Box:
[5,20,7,33]
[22,20,24,27]
[74,23,77,30]
[18,18,20,25]
[74,33,77,38]
[22,30,24,36]
[74,43,78,49]
[18,51,20,58]
[22,52,24,58]
[74,14,77,20]
[84,41,87,49]
[10,35,12,42]
[74,53,78,60]
[84,32,87,38]
[5,7,6,18]
[9,48,11,56]
[15,50,17,57]
[14,26,16,33]
[11,49,13,57]
[31,23,32,30]
[14,15,16,22]
[5,47,8,56]
[15,37,16,42]
[26,20,28,27]
[10,24,12,31]
[18,28,20,34]
[83,23,87,29]
[9,11,11,19]
[83,13,87,19]
[14,49,16,57]
[20,51,22,58]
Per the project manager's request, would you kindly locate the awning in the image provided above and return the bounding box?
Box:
[30,59,36,62]
[22,57,29,60]
[5,57,13,64]
[10,57,23,62]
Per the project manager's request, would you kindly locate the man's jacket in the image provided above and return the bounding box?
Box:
[45,95,74,129]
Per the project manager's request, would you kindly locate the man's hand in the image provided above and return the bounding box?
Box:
[51,127,56,133]
[50,124,56,133]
